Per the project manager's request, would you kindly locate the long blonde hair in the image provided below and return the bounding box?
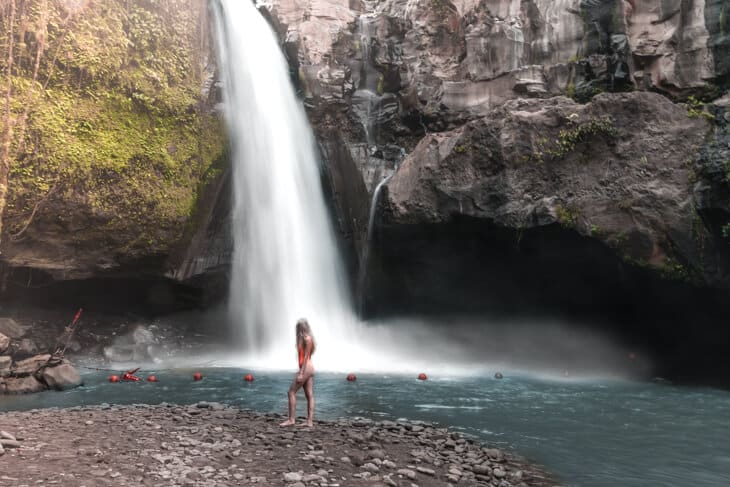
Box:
[296,318,316,355]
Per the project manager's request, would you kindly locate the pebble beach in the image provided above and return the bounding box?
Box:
[0,403,557,486]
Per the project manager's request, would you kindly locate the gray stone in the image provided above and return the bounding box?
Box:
[493,468,507,478]
[0,431,16,441]
[0,439,21,449]
[284,472,302,482]
[396,469,416,480]
[13,338,38,359]
[41,362,82,391]
[0,333,9,353]
[0,356,11,376]
[12,354,51,376]
[3,375,46,394]
[0,318,27,339]
[369,448,386,460]
[415,467,435,476]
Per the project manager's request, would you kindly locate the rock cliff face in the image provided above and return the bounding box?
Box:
[265,0,730,382]
[263,0,730,288]
[0,0,230,311]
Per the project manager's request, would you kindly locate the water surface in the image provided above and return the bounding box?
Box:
[2,370,728,487]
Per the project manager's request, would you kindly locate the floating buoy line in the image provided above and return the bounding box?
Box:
[78,366,440,384]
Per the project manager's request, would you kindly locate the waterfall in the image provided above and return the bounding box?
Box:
[210,0,355,369]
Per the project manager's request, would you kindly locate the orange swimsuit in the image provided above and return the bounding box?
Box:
[298,345,305,368]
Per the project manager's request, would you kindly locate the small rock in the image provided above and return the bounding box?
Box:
[473,464,492,475]
[0,318,27,339]
[0,431,16,441]
[369,449,386,460]
[284,472,303,482]
[397,469,416,480]
[0,333,9,354]
[362,463,380,473]
[0,439,20,449]
[415,467,435,476]
[493,468,507,478]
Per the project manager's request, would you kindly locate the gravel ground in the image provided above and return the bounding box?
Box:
[0,403,558,486]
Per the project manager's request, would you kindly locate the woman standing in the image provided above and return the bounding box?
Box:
[280,318,316,427]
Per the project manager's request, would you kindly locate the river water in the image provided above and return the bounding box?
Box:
[2,369,728,487]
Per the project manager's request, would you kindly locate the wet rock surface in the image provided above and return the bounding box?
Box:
[0,403,557,486]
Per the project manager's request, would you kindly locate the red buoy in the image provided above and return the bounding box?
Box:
[418,373,428,381]
[346,373,356,382]
[147,375,158,382]
[193,372,203,381]
[109,375,120,383]
[244,373,254,382]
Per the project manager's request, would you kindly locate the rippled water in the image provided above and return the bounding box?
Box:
[2,369,729,487]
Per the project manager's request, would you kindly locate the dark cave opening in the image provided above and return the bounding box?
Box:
[363,216,730,387]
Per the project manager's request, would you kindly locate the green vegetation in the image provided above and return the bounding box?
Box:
[555,205,579,228]
[590,223,602,237]
[1,0,225,253]
[376,74,385,96]
[722,223,730,239]
[658,257,693,283]
[720,6,726,37]
[566,83,576,99]
[686,95,715,121]
[533,117,617,162]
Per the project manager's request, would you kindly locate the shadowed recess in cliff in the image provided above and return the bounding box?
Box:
[362,215,730,386]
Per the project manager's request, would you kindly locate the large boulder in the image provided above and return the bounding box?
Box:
[11,354,51,376]
[40,362,82,391]
[1,375,46,394]
[0,318,27,339]
[0,356,11,376]
[0,333,9,354]
[382,91,720,282]
[12,338,39,360]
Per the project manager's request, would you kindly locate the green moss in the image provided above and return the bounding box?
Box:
[533,117,617,162]
[721,6,726,37]
[555,205,579,228]
[566,83,576,99]
[722,223,730,239]
[4,0,226,253]
[376,74,385,95]
[686,95,715,121]
[658,257,692,283]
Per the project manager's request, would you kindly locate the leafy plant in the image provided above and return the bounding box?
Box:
[555,205,579,228]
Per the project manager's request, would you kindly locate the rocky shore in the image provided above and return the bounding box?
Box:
[0,403,556,486]
[0,318,82,395]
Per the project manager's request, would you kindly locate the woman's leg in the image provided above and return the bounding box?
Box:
[279,378,303,426]
[303,375,314,427]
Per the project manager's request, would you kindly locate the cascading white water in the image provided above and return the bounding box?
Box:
[211,0,355,369]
